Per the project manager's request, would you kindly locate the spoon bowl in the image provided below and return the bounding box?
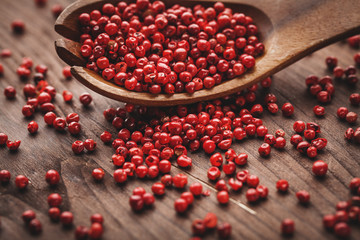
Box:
[55,0,360,106]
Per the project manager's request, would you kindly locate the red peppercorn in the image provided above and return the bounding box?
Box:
[203,212,217,229]
[258,143,271,157]
[174,198,188,213]
[207,167,221,181]
[349,178,360,193]
[215,179,228,192]
[346,112,358,123]
[72,140,84,154]
[151,182,165,196]
[28,219,42,235]
[281,219,295,236]
[63,66,72,78]
[100,131,112,143]
[79,92,92,106]
[276,179,289,192]
[11,20,25,33]
[191,219,206,236]
[246,188,259,202]
[0,133,8,146]
[0,169,11,183]
[274,137,286,149]
[236,170,249,183]
[247,175,260,188]
[313,105,325,117]
[60,211,73,227]
[75,225,89,240]
[66,113,80,124]
[48,207,61,222]
[293,121,305,133]
[297,141,310,153]
[323,214,336,229]
[27,121,38,134]
[304,129,316,140]
[52,4,63,17]
[143,193,155,206]
[217,191,229,204]
[228,178,243,191]
[348,35,360,48]
[89,222,103,239]
[217,222,232,239]
[290,134,303,147]
[325,56,337,69]
[181,192,194,205]
[306,146,318,158]
[256,185,269,199]
[22,210,36,223]
[92,168,105,181]
[62,90,73,102]
[84,139,96,151]
[173,173,188,188]
[203,140,216,154]
[234,153,247,166]
[45,169,60,186]
[223,161,236,175]
[177,154,192,168]
[53,117,66,131]
[113,169,127,183]
[210,152,223,167]
[90,213,104,225]
[349,93,360,106]
[190,182,203,196]
[312,160,328,177]
[0,49,11,58]
[47,193,62,207]
[296,190,310,204]
[4,86,16,99]
[68,122,81,135]
[281,103,294,117]
[129,194,144,211]
[44,112,57,125]
[334,222,351,238]
[15,175,28,189]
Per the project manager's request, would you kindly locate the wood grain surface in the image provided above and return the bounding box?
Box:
[0,0,359,239]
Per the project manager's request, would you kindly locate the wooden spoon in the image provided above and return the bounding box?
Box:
[55,0,360,106]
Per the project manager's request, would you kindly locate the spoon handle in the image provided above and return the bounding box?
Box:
[249,0,360,72]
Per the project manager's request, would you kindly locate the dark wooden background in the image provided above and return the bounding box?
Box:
[0,0,359,239]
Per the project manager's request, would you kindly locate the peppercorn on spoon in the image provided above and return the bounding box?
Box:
[55,0,360,106]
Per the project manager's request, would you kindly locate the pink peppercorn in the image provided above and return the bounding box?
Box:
[92,168,105,181]
[281,219,295,236]
[11,20,25,33]
[27,121,39,134]
[79,92,92,106]
[296,190,310,204]
[312,160,328,176]
[45,169,60,186]
[281,103,294,117]
[276,179,289,192]
[246,188,259,202]
[4,86,16,99]
[60,211,73,227]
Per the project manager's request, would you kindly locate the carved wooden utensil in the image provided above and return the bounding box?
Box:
[55,0,360,106]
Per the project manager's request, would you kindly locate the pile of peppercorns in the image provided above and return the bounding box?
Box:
[77,1,264,94]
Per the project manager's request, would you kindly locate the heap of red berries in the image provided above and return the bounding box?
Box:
[78,0,264,94]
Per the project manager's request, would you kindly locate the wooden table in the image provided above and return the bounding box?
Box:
[0,0,359,239]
